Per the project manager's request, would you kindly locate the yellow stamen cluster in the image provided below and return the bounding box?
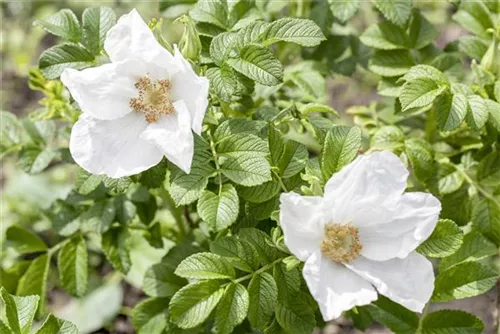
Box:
[129,76,174,123]
[321,223,362,263]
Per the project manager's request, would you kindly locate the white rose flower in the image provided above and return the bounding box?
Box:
[61,9,209,178]
[279,151,441,321]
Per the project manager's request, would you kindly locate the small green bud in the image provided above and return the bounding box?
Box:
[177,15,202,61]
[480,29,500,76]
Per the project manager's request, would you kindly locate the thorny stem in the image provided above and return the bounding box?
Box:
[208,131,223,195]
[454,167,500,206]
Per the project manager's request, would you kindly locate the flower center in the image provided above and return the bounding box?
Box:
[320,223,362,264]
[129,75,174,123]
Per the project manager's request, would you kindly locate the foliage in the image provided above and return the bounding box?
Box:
[1,0,499,333]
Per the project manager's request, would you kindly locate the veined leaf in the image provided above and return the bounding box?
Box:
[261,18,325,47]
[369,50,414,77]
[275,297,315,334]
[420,309,484,334]
[16,254,51,317]
[102,227,131,274]
[238,181,281,204]
[417,219,463,258]
[39,43,95,79]
[400,78,447,111]
[434,92,468,131]
[404,138,435,184]
[207,66,238,102]
[35,314,78,334]
[453,1,494,38]
[131,297,170,334]
[408,9,438,49]
[169,280,224,328]
[433,261,498,302]
[328,0,360,22]
[366,296,418,334]
[175,252,235,280]
[213,283,249,334]
[57,235,88,297]
[476,150,500,186]
[320,126,361,180]
[360,22,409,50]
[220,155,271,187]
[6,226,47,255]
[472,198,500,246]
[248,272,278,329]
[465,95,489,130]
[227,44,283,86]
[372,0,412,26]
[33,9,81,42]
[190,0,229,29]
[197,184,239,231]
[210,32,237,66]
[81,7,116,55]
[210,237,259,272]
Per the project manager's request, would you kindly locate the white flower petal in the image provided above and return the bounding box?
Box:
[323,151,409,227]
[171,45,209,135]
[70,113,163,178]
[140,100,194,173]
[279,192,324,261]
[61,60,146,120]
[105,9,174,69]
[347,252,434,313]
[359,192,441,261]
[303,252,377,321]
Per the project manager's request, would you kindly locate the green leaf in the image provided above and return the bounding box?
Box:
[210,32,237,66]
[433,261,498,302]
[6,226,47,255]
[33,9,81,42]
[420,309,484,334]
[400,78,447,111]
[297,103,339,116]
[285,67,325,98]
[19,147,57,174]
[131,297,170,334]
[360,22,409,50]
[197,184,239,231]
[39,43,94,79]
[261,18,325,47]
[169,280,224,328]
[0,111,27,154]
[440,229,497,271]
[227,44,283,86]
[273,263,301,301]
[16,254,50,317]
[1,287,39,334]
[207,66,238,102]
[234,21,269,49]
[81,7,116,55]
[465,95,489,130]
[102,227,131,273]
[210,237,259,272]
[247,272,278,329]
[494,81,500,101]
[144,244,199,297]
[408,9,438,49]
[275,297,315,334]
[472,198,500,246]
[476,150,500,186]
[328,0,360,22]
[436,163,465,195]
[434,92,468,131]
[403,64,448,84]
[417,219,463,258]
[35,314,78,334]
[452,1,494,38]
[458,36,489,60]
[239,228,279,265]
[268,125,308,178]
[213,283,249,334]
[169,139,214,206]
[190,0,229,29]
[238,181,280,204]
[80,199,115,233]
[404,138,435,184]
[217,133,268,158]
[370,126,405,152]
[369,50,414,77]
[320,126,362,180]
[220,155,271,187]
[214,119,266,141]
[175,252,235,280]
[366,295,418,334]
[372,0,412,26]
[57,235,88,297]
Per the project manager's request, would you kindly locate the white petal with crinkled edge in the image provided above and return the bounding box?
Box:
[70,113,163,178]
[303,252,378,321]
[359,192,441,261]
[323,151,409,227]
[279,192,325,261]
[140,100,194,174]
[171,45,209,135]
[104,9,176,72]
[61,59,147,120]
[346,252,434,313]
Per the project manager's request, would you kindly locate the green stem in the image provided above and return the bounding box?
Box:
[208,131,223,195]
[455,167,500,206]
[47,238,71,256]
[234,258,284,284]
[416,303,430,333]
[272,170,289,192]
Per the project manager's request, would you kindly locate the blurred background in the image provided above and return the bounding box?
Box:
[0,1,497,333]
